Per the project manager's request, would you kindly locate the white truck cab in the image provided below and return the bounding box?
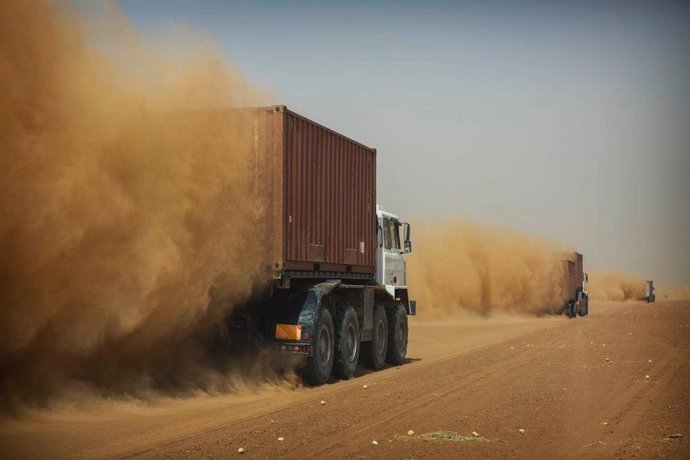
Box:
[376,205,412,298]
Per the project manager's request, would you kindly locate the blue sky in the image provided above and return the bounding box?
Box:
[115,0,690,283]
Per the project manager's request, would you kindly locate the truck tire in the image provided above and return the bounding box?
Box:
[386,304,408,365]
[577,301,585,317]
[333,307,360,379]
[361,305,388,370]
[302,309,334,385]
[566,302,576,318]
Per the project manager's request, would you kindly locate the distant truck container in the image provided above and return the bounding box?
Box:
[219,106,415,385]
[645,280,656,303]
[560,252,589,318]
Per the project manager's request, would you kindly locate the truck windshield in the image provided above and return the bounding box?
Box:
[383,218,401,250]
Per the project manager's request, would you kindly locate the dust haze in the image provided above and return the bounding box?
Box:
[406,219,571,317]
[0,0,286,413]
[588,272,690,301]
[406,217,690,313]
[587,272,645,301]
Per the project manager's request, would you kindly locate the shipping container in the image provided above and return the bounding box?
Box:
[251,106,377,278]
[559,252,584,302]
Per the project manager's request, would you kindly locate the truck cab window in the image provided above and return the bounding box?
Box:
[383,218,392,249]
[383,218,401,250]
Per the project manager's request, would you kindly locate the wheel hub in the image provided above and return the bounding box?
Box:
[317,326,331,367]
[346,323,357,361]
[375,321,385,355]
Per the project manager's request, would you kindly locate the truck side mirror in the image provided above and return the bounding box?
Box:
[402,223,412,253]
[404,240,412,253]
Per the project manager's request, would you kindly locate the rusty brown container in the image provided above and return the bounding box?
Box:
[252,106,376,278]
[559,252,584,301]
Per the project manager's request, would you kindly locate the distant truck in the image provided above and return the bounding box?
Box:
[645,280,656,303]
[218,106,415,384]
[560,252,589,318]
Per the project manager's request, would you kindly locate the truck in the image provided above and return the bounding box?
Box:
[644,280,656,303]
[560,252,589,318]
[218,106,415,384]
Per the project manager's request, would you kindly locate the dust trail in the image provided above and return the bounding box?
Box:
[659,284,690,301]
[587,272,646,301]
[406,219,572,317]
[588,273,690,301]
[0,1,281,412]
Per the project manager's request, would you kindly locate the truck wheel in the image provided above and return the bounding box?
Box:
[386,304,408,365]
[302,309,334,385]
[333,307,360,379]
[577,301,585,317]
[566,302,575,318]
[361,305,388,370]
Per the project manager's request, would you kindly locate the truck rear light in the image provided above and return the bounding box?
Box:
[293,346,300,352]
[301,332,310,341]
[280,345,287,351]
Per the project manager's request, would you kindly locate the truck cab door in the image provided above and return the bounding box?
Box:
[381,217,405,288]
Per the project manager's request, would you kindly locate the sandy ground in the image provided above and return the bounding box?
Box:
[1,300,688,459]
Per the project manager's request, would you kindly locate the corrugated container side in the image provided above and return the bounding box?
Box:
[282,108,376,274]
[575,252,584,290]
[559,252,584,302]
[252,106,376,276]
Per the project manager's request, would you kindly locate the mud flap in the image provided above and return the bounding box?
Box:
[407,300,417,316]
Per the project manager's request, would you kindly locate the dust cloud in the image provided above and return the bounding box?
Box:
[588,273,690,301]
[659,284,690,301]
[406,219,571,317]
[587,272,646,301]
[0,1,282,412]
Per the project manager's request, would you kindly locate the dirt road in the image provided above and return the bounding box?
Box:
[1,300,688,459]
